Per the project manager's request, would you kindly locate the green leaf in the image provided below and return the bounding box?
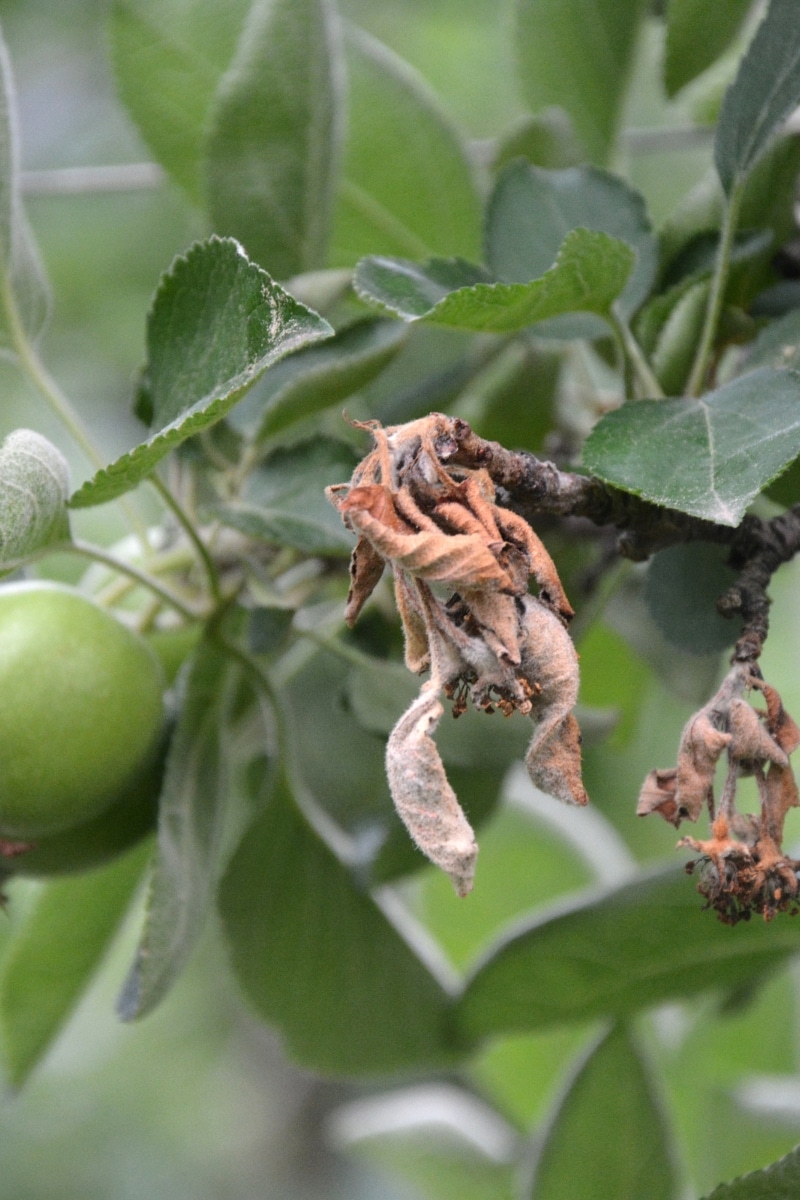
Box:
[664,0,752,97]
[515,0,648,165]
[644,542,741,655]
[118,635,272,1021]
[526,1025,677,1200]
[493,109,584,173]
[354,229,635,333]
[649,278,709,396]
[108,0,250,201]
[218,769,462,1075]
[232,317,408,442]
[0,429,71,569]
[331,1085,518,1200]
[746,307,800,374]
[281,645,395,847]
[413,786,601,974]
[205,0,344,279]
[582,368,800,526]
[701,1145,800,1199]
[661,137,800,289]
[485,162,657,321]
[715,0,800,193]
[457,866,800,1042]
[464,341,561,454]
[330,27,482,265]
[209,437,357,555]
[0,842,150,1087]
[0,31,49,346]
[69,238,332,508]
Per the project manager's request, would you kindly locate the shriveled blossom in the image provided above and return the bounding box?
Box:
[638,663,800,923]
[327,414,586,897]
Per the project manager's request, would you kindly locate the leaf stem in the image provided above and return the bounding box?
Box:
[686,181,744,397]
[65,539,201,621]
[610,311,664,399]
[148,474,223,605]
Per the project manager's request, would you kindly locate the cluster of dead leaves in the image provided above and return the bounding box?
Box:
[639,664,800,923]
[327,414,587,897]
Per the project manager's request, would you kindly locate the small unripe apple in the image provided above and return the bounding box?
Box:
[0,581,165,839]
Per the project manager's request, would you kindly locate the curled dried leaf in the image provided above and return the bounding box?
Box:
[394,572,430,673]
[385,680,478,897]
[344,533,385,627]
[728,698,787,768]
[637,768,680,826]
[675,712,731,822]
[755,680,800,754]
[328,414,587,894]
[521,596,586,806]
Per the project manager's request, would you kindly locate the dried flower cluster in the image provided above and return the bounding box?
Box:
[327,414,587,896]
[638,664,800,922]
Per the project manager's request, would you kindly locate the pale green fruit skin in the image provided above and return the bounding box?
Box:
[0,581,165,839]
[6,736,166,876]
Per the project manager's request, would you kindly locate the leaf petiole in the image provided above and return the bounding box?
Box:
[148,474,223,605]
[686,180,744,397]
[609,310,664,399]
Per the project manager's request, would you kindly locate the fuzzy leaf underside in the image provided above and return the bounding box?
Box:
[118,637,272,1021]
[354,228,635,333]
[109,0,250,200]
[69,238,332,508]
[582,368,800,526]
[0,429,70,568]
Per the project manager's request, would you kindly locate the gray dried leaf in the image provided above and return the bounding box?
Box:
[385,678,477,897]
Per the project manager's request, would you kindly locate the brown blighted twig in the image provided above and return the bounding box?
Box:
[438,418,800,918]
[327,415,586,896]
[327,413,800,909]
[441,418,800,667]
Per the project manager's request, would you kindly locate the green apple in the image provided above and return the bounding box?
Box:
[0,581,165,839]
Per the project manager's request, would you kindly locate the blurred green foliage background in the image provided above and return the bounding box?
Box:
[2,2,800,1198]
